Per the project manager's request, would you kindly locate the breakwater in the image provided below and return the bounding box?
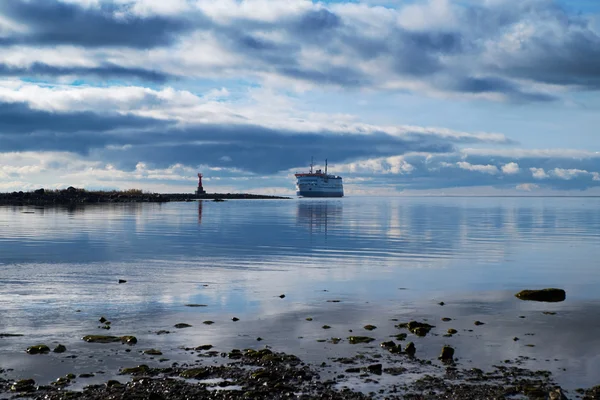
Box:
[0,187,289,206]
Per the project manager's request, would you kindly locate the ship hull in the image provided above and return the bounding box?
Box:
[296,190,344,198]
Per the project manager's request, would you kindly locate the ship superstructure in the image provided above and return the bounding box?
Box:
[295,159,344,198]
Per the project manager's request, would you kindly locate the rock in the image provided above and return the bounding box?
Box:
[394,333,407,341]
[195,344,213,351]
[438,302,445,306]
[279,294,286,298]
[26,344,50,354]
[348,336,375,344]
[81,335,137,344]
[79,373,95,378]
[405,342,416,356]
[105,380,123,388]
[174,323,192,329]
[0,333,24,337]
[121,336,138,345]
[322,325,331,329]
[181,368,210,379]
[364,325,377,331]
[515,288,566,302]
[99,316,107,323]
[120,365,150,375]
[185,304,207,307]
[345,367,361,373]
[202,321,214,325]
[439,345,455,362]
[118,279,127,284]
[143,349,162,355]
[474,321,485,326]
[11,379,36,392]
[367,364,382,374]
[53,344,67,353]
[397,321,435,336]
[548,387,568,400]
[441,318,452,322]
[513,337,519,341]
[447,329,458,335]
[232,317,239,321]
[306,318,313,321]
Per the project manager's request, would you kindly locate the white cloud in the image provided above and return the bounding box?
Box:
[501,162,519,174]
[530,167,548,179]
[456,161,499,174]
[550,168,600,180]
[516,183,539,191]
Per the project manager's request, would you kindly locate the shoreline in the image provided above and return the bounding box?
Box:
[0,188,290,206]
[0,324,590,400]
[1,290,598,400]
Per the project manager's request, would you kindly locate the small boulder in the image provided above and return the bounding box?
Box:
[367,364,382,374]
[348,336,375,344]
[405,342,416,356]
[11,379,36,392]
[364,325,377,331]
[439,345,455,362]
[515,288,566,302]
[26,344,50,355]
[53,344,67,353]
[174,323,192,329]
[118,279,127,284]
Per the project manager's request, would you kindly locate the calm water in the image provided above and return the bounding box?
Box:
[1,197,600,391]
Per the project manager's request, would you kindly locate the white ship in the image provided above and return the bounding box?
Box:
[295,159,344,198]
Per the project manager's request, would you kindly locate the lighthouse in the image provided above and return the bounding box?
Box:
[196,173,206,196]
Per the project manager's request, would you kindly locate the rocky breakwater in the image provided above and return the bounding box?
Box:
[0,188,290,206]
[0,187,169,206]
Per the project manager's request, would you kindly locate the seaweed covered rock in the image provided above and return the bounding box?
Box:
[53,344,67,353]
[405,342,416,356]
[439,345,455,362]
[82,335,137,344]
[120,365,150,375]
[26,344,50,354]
[397,321,435,337]
[515,289,566,302]
[10,379,36,392]
[348,336,375,344]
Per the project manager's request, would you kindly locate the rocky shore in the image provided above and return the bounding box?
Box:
[0,342,588,400]
[0,187,289,206]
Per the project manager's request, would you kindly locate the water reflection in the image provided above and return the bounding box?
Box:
[296,201,342,236]
[198,200,203,224]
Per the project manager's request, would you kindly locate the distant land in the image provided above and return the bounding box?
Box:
[0,187,289,206]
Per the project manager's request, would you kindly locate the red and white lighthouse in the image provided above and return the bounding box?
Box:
[196,173,206,195]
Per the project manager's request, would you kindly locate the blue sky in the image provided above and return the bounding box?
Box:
[0,0,598,195]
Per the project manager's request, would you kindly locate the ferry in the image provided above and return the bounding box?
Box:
[295,159,344,198]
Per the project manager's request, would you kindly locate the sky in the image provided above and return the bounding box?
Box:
[0,0,599,196]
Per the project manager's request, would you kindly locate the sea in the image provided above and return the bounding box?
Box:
[1,196,600,392]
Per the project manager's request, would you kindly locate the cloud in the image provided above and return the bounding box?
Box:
[552,168,595,180]
[0,62,169,82]
[0,0,597,100]
[0,0,196,48]
[516,183,539,192]
[456,161,499,174]
[501,162,520,175]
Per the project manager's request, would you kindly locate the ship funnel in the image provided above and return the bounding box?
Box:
[325,159,328,175]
